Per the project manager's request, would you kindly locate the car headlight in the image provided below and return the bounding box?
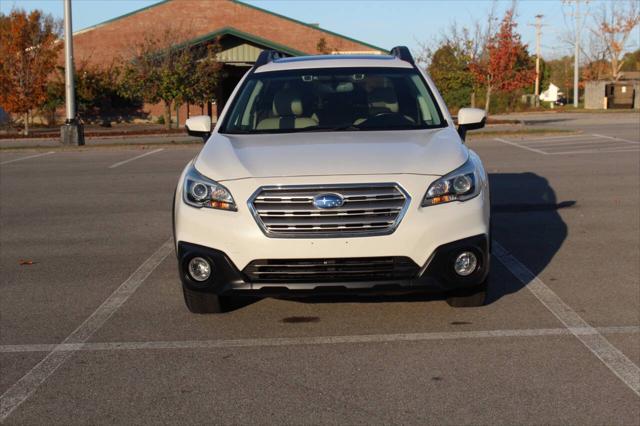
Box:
[422,157,481,207]
[183,164,237,211]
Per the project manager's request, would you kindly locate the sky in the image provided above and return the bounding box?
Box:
[0,0,635,60]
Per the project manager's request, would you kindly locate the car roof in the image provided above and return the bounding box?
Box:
[254,54,414,73]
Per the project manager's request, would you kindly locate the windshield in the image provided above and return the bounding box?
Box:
[220,67,446,134]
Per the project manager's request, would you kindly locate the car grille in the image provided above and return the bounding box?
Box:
[248,184,410,238]
[243,257,419,283]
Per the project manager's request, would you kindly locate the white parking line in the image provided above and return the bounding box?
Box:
[522,134,585,141]
[494,138,548,155]
[494,136,640,156]
[0,151,55,166]
[0,238,174,422]
[0,326,637,354]
[525,137,623,148]
[592,134,640,145]
[108,148,164,169]
[549,147,640,155]
[494,241,640,397]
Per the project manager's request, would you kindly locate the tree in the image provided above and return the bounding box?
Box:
[591,0,640,80]
[415,4,497,108]
[427,44,474,112]
[546,56,574,96]
[532,56,551,94]
[185,43,224,111]
[469,9,535,113]
[581,58,610,84]
[316,37,331,54]
[120,29,223,129]
[0,9,61,134]
[621,49,640,72]
[119,29,193,129]
[42,63,127,126]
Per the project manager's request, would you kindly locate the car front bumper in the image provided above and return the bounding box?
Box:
[177,234,489,296]
[174,171,490,296]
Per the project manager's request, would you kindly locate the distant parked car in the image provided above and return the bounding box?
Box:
[176,47,490,313]
[555,93,568,106]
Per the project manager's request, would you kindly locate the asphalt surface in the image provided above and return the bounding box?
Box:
[1,112,639,424]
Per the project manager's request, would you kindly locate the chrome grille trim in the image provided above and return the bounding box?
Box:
[248,183,411,238]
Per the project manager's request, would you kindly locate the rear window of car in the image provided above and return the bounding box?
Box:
[220,67,446,134]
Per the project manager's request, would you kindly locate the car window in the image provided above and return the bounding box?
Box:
[221,67,446,134]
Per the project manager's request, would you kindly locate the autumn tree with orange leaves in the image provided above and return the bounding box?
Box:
[592,0,640,81]
[0,9,61,135]
[470,9,535,114]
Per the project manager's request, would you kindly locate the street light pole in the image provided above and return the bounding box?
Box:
[529,14,544,107]
[573,0,580,108]
[60,0,84,145]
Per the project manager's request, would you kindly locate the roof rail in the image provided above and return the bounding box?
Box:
[254,49,285,68]
[390,46,415,66]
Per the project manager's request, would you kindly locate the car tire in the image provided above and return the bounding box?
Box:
[182,286,226,314]
[446,279,488,308]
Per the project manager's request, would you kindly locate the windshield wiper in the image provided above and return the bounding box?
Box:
[222,125,362,134]
[305,125,361,132]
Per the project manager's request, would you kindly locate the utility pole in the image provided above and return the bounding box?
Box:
[573,0,580,108]
[60,0,84,145]
[529,15,544,107]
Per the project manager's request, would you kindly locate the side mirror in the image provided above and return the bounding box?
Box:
[457,108,486,141]
[185,115,212,142]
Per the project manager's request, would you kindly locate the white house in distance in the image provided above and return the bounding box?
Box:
[539,83,560,103]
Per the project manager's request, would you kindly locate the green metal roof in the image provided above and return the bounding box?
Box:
[176,27,308,57]
[217,43,263,63]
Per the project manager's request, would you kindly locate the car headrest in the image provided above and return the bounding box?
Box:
[273,90,304,116]
[369,87,399,113]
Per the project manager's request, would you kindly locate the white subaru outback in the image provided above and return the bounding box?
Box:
[175,47,490,313]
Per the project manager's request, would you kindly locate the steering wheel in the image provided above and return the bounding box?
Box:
[373,112,396,119]
[357,112,414,128]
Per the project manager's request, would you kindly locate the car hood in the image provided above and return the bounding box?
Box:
[194,127,467,181]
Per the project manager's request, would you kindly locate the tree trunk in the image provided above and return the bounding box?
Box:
[23,112,29,136]
[163,101,171,130]
[470,92,476,108]
[484,85,492,115]
[612,58,621,81]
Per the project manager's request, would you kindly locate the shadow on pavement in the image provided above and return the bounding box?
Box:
[487,172,575,303]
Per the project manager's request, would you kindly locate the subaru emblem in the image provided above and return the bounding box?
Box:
[313,193,344,209]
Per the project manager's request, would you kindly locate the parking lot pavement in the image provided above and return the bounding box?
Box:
[1,116,639,424]
[493,133,639,155]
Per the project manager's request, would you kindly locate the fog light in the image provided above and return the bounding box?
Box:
[188,257,211,282]
[454,251,477,276]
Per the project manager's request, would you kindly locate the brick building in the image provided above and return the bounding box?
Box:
[71,0,386,124]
